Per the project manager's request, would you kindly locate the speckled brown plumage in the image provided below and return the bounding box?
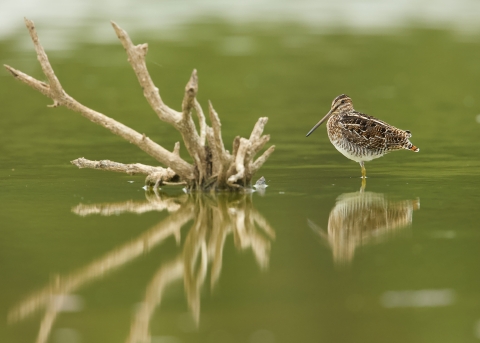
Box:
[306,94,419,178]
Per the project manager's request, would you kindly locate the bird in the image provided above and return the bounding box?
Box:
[306,94,419,178]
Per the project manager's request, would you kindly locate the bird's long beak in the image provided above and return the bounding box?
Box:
[306,110,332,137]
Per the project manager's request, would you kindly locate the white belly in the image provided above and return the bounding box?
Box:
[331,139,384,163]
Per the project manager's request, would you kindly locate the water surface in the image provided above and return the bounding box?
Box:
[1,19,480,343]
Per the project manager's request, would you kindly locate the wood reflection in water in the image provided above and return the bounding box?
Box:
[310,190,419,266]
[8,191,274,343]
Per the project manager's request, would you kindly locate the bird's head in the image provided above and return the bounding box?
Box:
[330,94,353,113]
[306,94,353,137]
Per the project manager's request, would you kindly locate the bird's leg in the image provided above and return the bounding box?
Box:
[359,161,367,191]
[359,161,367,179]
[360,177,366,192]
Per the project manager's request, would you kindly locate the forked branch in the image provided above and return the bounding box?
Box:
[5,18,275,191]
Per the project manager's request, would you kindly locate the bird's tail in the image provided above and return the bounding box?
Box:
[405,142,420,152]
[402,130,419,152]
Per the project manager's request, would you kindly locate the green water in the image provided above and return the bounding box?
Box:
[1,22,480,343]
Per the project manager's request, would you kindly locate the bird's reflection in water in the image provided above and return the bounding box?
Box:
[309,184,419,266]
[8,190,274,343]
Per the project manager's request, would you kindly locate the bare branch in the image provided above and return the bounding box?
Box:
[225,136,241,182]
[208,101,229,163]
[231,136,240,158]
[112,23,206,177]
[245,117,270,165]
[249,117,268,142]
[194,99,207,146]
[177,70,207,178]
[5,65,50,97]
[173,142,181,156]
[111,21,180,124]
[23,18,63,102]
[70,158,186,189]
[207,101,232,185]
[182,69,198,118]
[228,138,251,185]
[250,145,276,176]
[250,134,270,159]
[71,158,172,176]
[206,127,220,174]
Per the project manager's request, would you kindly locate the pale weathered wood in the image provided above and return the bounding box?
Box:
[5,18,274,191]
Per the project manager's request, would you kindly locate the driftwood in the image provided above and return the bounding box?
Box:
[4,18,275,191]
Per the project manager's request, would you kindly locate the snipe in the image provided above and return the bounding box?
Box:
[306,94,419,178]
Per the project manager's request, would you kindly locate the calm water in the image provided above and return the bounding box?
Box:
[1,18,480,343]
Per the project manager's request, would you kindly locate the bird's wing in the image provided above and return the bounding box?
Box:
[338,112,389,150]
[339,111,411,151]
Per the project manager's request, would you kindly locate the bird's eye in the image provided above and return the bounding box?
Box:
[341,100,345,104]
